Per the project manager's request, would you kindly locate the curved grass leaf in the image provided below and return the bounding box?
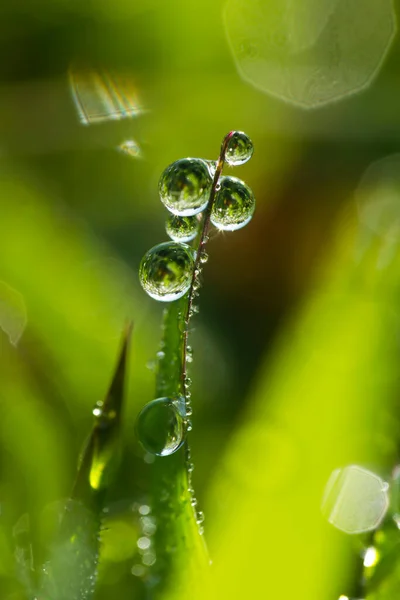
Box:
[38,324,132,600]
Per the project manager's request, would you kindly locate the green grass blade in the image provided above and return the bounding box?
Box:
[39,324,132,600]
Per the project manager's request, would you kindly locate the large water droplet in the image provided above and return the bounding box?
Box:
[136,397,185,456]
[211,176,255,231]
[225,131,254,166]
[166,215,199,243]
[139,242,195,302]
[159,158,212,216]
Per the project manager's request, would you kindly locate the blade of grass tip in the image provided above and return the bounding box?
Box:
[38,322,132,600]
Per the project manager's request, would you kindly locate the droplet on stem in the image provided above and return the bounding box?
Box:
[159,158,212,216]
[225,131,254,166]
[139,242,195,302]
[211,176,255,231]
[136,397,186,457]
[165,215,200,243]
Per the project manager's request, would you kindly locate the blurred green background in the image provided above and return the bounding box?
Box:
[1,0,400,598]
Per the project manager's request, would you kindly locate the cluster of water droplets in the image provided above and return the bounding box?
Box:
[139,131,254,304]
[131,502,157,580]
[136,132,254,535]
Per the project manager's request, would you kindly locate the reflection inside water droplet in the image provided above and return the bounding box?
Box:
[139,242,195,302]
[211,176,255,231]
[136,397,186,456]
[225,131,254,166]
[166,214,199,243]
[159,158,212,216]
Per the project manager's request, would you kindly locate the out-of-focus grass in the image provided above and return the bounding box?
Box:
[0,1,400,598]
[179,211,400,600]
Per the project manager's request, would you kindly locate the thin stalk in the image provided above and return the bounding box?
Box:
[181,131,234,385]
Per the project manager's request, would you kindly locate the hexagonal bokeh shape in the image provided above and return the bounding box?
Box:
[321,465,389,534]
[223,0,396,108]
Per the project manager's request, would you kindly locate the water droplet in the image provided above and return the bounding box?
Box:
[159,158,212,216]
[191,498,197,506]
[187,463,194,473]
[136,397,186,456]
[196,511,205,524]
[193,279,201,291]
[92,402,116,425]
[211,176,255,231]
[132,564,146,577]
[157,350,165,360]
[142,551,156,566]
[118,139,142,159]
[139,504,151,516]
[185,406,193,416]
[199,250,208,264]
[225,131,254,166]
[139,242,195,302]
[321,465,389,533]
[137,536,151,551]
[185,420,193,432]
[166,215,200,243]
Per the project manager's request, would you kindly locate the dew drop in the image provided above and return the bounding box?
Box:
[185,406,193,416]
[159,158,212,216]
[196,511,205,524]
[165,215,199,243]
[139,242,195,302]
[136,397,185,456]
[118,139,142,159]
[225,131,254,166]
[211,176,255,231]
[199,250,208,264]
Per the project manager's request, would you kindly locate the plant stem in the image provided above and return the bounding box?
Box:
[181,131,234,388]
